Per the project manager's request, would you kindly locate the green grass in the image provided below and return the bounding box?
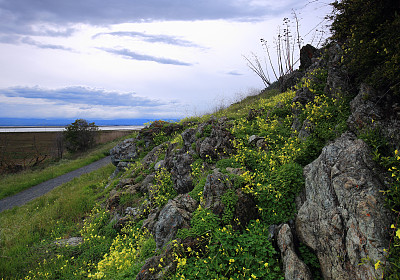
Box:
[1,59,397,278]
[0,132,137,200]
[0,163,116,279]
[181,88,280,124]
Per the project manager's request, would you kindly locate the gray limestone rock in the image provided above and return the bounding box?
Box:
[152,194,198,249]
[277,224,312,280]
[202,171,231,217]
[166,152,194,194]
[110,138,138,167]
[296,132,392,279]
[347,83,400,150]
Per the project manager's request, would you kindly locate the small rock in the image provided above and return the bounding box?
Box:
[154,160,164,170]
[54,237,83,247]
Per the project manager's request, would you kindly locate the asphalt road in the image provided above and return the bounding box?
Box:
[0,156,112,213]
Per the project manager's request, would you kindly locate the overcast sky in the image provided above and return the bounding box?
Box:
[0,0,331,120]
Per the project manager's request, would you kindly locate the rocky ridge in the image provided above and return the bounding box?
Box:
[103,44,397,279]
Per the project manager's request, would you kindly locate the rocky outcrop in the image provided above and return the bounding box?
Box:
[150,194,198,249]
[104,41,397,280]
[202,170,258,226]
[165,151,195,194]
[110,121,183,173]
[110,138,138,171]
[136,241,177,280]
[296,132,392,279]
[291,43,347,137]
[277,44,320,93]
[138,121,183,148]
[324,43,348,96]
[194,117,235,161]
[202,171,232,217]
[300,44,319,70]
[278,70,304,93]
[277,224,312,280]
[347,83,400,150]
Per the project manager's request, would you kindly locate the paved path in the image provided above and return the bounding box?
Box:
[0,156,112,213]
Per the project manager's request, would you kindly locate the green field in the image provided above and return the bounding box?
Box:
[0,130,133,173]
[0,130,138,200]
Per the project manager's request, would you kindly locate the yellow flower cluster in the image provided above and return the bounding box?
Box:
[149,167,176,208]
[80,206,110,243]
[89,225,153,279]
[388,150,400,182]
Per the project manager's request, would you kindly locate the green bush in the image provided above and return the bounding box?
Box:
[298,243,322,279]
[216,158,241,171]
[189,177,207,202]
[64,119,99,152]
[258,163,304,225]
[174,220,283,280]
[221,189,238,224]
[149,168,177,208]
[330,0,400,95]
[177,207,220,239]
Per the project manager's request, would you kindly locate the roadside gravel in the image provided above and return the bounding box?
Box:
[0,156,112,213]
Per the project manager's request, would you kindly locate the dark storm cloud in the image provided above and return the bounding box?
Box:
[0,0,302,35]
[1,86,166,107]
[93,31,204,48]
[98,47,193,66]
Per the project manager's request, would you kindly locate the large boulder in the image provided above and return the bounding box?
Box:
[202,170,258,227]
[195,117,235,161]
[300,44,319,70]
[152,194,198,249]
[110,138,138,169]
[296,132,392,279]
[165,151,195,194]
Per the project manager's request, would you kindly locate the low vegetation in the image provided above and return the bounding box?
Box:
[1,66,399,279]
[0,64,347,279]
[1,1,400,279]
[0,131,138,200]
[0,164,116,279]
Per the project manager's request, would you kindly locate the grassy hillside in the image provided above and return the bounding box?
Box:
[1,54,400,279]
[1,1,400,278]
[0,62,348,279]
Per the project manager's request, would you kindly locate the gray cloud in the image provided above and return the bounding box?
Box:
[98,47,193,66]
[0,0,303,35]
[0,86,167,107]
[226,70,243,76]
[0,34,74,51]
[20,37,74,51]
[0,34,20,44]
[93,31,204,48]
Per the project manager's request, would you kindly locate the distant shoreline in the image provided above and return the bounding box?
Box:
[0,125,145,133]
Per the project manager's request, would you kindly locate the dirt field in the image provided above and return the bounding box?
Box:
[0,130,135,173]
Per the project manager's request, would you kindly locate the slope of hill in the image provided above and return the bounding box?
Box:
[1,1,400,279]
